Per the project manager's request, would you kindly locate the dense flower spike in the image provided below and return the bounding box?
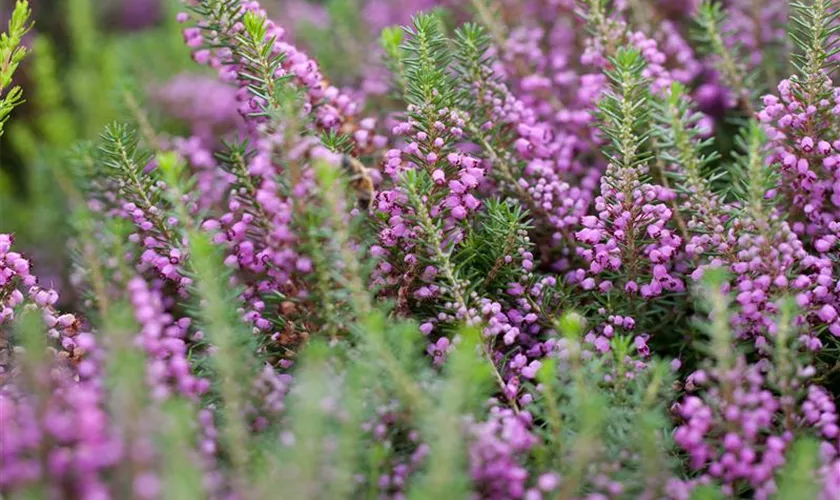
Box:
[128,276,210,401]
[372,14,489,318]
[469,408,536,499]
[760,78,840,246]
[571,48,685,349]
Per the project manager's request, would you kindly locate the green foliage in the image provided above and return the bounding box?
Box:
[598,47,653,171]
[159,151,260,486]
[0,1,195,315]
[381,25,405,56]
[5,2,840,499]
[8,309,49,500]
[579,0,612,34]
[100,300,148,415]
[96,124,165,237]
[2,0,191,236]
[12,307,47,386]
[579,0,625,59]
[64,0,124,138]
[2,33,78,247]
[694,0,759,113]
[530,317,678,497]
[689,484,725,500]
[99,300,156,498]
[694,267,735,369]
[53,147,208,499]
[317,159,495,496]
[0,0,32,137]
[729,121,774,226]
[99,123,156,180]
[450,23,555,225]
[456,199,532,293]
[410,327,493,499]
[402,168,475,313]
[466,0,506,46]
[654,82,723,197]
[238,10,293,118]
[790,0,840,79]
[452,22,494,98]
[270,342,341,498]
[393,17,542,324]
[319,361,367,499]
[24,37,76,148]
[298,174,360,336]
[775,437,822,500]
[789,0,840,103]
[295,0,367,84]
[157,399,207,500]
[401,13,456,110]
[26,124,500,499]
[381,25,408,95]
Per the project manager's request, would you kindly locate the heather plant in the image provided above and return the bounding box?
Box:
[4,0,840,499]
[0,0,30,138]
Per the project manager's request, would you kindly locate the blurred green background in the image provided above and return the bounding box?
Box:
[0,0,191,301]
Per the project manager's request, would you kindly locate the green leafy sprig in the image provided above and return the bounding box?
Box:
[0,0,32,137]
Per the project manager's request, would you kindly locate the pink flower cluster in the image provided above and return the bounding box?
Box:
[675,357,838,499]
[1,234,115,497]
[469,407,537,499]
[760,78,840,245]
